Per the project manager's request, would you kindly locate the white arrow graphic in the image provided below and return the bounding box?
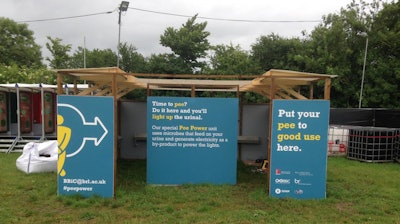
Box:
[58,103,108,158]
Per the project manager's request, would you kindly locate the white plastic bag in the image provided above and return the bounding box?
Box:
[16,140,58,174]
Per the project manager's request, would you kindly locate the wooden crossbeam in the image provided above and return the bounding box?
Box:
[275,91,293,99]
[277,84,308,100]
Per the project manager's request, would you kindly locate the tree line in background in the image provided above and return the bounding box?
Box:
[0,0,399,108]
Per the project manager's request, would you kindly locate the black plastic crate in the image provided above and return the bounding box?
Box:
[347,126,400,162]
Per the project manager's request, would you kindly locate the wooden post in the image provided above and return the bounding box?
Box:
[310,83,314,100]
[146,83,151,96]
[112,73,118,198]
[73,79,78,95]
[238,91,243,161]
[191,85,195,97]
[57,73,63,94]
[324,78,331,100]
[267,77,275,195]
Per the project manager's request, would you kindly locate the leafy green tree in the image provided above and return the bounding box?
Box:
[0,64,56,84]
[146,53,192,74]
[301,14,358,107]
[68,46,85,68]
[69,48,117,68]
[160,15,210,72]
[203,43,266,102]
[362,0,400,108]
[86,48,117,68]
[141,53,194,98]
[298,0,382,107]
[205,44,262,75]
[0,17,42,68]
[118,42,147,73]
[45,37,71,69]
[250,33,306,72]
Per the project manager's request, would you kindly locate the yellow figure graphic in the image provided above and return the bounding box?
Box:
[57,114,71,177]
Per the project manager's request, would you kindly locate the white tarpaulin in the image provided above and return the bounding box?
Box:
[16,140,58,174]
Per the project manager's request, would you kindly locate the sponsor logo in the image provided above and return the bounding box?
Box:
[275,178,291,184]
[274,188,290,195]
[294,178,312,186]
[294,189,304,195]
[294,171,313,176]
[275,168,291,175]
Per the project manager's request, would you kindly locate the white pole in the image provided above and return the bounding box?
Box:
[84,36,87,85]
[358,37,368,108]
[83,36,87,69]
[40,84,45,141]
[16,84,21,139]
[117,1,129,68]
[117,9,122,68]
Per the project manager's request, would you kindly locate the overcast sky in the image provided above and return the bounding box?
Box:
[1,0,369,60]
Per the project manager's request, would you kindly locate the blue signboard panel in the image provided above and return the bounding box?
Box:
[57,95,114,198]
[269,100,329,199]
[147,97,238,185]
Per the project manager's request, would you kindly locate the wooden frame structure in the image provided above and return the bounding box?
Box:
[56,67,337,191]
[56,67,336,100]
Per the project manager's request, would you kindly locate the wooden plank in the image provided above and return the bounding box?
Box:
[238,136,260,144]
[116,87,137,99]
[275,91,293,99]
[277,84,308,100]
[94,88,111,96]
[78,83,104,96]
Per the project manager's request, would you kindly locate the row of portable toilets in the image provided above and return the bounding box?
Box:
[328,125,400,163]
[0,90,56,135]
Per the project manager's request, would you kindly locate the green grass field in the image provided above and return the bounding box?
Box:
[0,153,399,223]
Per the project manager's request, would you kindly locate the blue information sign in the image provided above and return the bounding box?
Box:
[57,95,114,198]
[147,97,238,185]
[269,100,329,199]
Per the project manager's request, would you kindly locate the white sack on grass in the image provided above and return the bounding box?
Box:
[16,140,58,174]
